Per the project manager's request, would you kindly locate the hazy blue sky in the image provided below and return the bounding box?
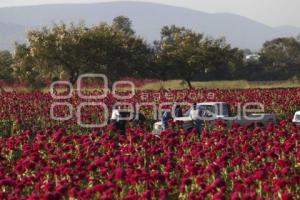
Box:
[0,0,299,27]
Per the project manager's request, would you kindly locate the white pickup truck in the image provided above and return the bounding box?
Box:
[153,102,276,134]
[293,111,300,126]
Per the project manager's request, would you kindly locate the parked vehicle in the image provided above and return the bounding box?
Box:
[153,102,276,134]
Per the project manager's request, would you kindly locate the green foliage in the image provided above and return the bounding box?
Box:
[13,43,47,89]
[154,26,205,87]
[260,37,300,77]
[27,23,90,84]
[0,16,299,87]
[155,25,243,88]
[0,120,14,138]
[112,16,135,36]
[0,50,14,82]
[202,37,244,80]
[24,21,152,86]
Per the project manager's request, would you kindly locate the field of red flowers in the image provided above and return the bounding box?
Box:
[0,88,300,199]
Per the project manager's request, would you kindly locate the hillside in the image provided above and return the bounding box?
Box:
[0,1,300,50]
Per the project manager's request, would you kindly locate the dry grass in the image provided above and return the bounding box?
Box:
[2,80,300,92]
[140,80,300,90]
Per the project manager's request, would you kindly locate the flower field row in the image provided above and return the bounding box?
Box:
[0,88,299,199]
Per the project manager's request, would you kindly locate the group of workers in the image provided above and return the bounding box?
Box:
[161,103,203,132]
[110,106,146,134]
[110,103,203,134]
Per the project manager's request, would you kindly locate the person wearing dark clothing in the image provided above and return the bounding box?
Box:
[190,103,203,133]
[117,111,130,135]
[110,107,120,130]
[162,111,171,130]
[175,104,183,118]
[134,112,146,128]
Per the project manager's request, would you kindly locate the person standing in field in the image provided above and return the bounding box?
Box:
[190,103,203,133]
[134,111,146,128]
[162,111,171,130]
[111,106,120,123]
[190,103,198,120]
[110,106,121,132]
[175,104,183,118]
[117,110,128,135]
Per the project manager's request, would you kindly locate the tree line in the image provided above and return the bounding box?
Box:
[0,16,300,89]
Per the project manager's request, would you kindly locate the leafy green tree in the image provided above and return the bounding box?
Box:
[81,23,152,86]
[203,37,244,80]
[155,25,206,88]
[0,50,13,81]
[155,26,243,87]
[112,16,135,36]
[0,50,14,91]
[13,43,47,89]
[260,37,300,77]
[25,21,152,86]
[27,23,89,85]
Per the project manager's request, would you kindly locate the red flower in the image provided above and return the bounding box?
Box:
[282,192,293,200]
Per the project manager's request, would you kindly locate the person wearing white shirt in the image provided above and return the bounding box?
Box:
[190,103,200,120]
[111,108,120,122]
[189,103,203,134]
[110,106,128,135]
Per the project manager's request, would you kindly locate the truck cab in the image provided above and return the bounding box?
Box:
[153,102,276,135]
[183,102,231,119]
[153,102,230,134]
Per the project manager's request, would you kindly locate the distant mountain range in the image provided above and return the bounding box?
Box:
[0,1,300,51]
